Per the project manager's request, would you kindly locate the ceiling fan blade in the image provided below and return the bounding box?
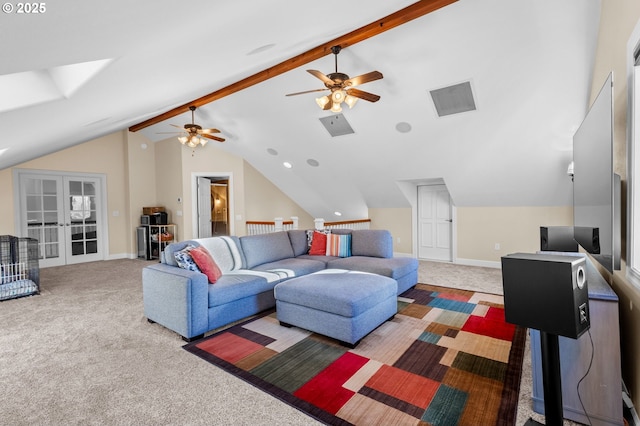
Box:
[345,71,383,87]
[285,88,329,97]
[169,124,184,129]
[202,133,225,142]
[307,69,334,85]
[346,88,381,102]
[200,128,221,134]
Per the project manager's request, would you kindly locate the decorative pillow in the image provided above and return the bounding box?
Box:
[326,233,352,257]
[306,229,330,249]
[174,245,200,272]
[189,246,222,284]
[308,231,330,255]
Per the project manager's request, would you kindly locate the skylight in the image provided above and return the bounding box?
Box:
[0,58,114,113]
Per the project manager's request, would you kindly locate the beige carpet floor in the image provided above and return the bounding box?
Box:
[0,259,570,425]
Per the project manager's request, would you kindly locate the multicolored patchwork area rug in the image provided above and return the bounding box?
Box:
[183,284,526,426]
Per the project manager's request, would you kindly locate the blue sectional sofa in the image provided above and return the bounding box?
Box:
[142,229,418,341]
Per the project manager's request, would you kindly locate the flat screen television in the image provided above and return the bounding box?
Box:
[572,72,621,272]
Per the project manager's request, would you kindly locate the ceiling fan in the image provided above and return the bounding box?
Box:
[159,106,225,147]
[285,45,383,112]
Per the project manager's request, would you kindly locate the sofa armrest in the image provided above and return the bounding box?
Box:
[142,263,209,340]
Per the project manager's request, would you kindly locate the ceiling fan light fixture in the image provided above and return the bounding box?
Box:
[344,95,358,108]
[178,135,188,144]
[330,102,342,113]
[331,89,345,103]
[200,138,208,147]
[316,95,330,109]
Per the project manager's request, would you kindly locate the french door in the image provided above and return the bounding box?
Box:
[16,171,105,267]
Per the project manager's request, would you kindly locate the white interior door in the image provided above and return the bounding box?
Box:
[18,172,105,267]
[418,184,453,261]
[197,177,212,238]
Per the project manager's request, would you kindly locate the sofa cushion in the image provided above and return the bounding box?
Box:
[251,257,326,278]
[189,246,222,284]
[240,232,295,269]
[208,273,277,307]
[295,254,340,265]
[192,236,244,273]
[274,270,397,317]
[351,230,392,258]
[327,256,418,280]
[287,230,309,257]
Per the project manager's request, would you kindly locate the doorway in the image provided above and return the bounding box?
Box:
[14,170,107,267]
[417,184,453,262]
[193,173,233,238]
[211,182,228,236]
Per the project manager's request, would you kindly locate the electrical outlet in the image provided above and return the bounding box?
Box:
[494,243,500,250]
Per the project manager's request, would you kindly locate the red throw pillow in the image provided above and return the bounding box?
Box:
[309,231,328,255]
[189,246,222,283]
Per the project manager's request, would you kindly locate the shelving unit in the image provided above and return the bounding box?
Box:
[137,224,176,260]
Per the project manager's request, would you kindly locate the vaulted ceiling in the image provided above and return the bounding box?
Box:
[0,0,601,219]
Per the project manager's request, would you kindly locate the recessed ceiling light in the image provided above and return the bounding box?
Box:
[307,159,319,167]
[395,122,412,133]
[267,148,278,155]
[283,162,292,169]
[334,211,342,216]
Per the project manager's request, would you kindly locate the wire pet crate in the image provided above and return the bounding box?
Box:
[0,235,39,301]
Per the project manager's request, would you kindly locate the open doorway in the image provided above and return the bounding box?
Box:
[210,181,228,236]
[193,173,233,238]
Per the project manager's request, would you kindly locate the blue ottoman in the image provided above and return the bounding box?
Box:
[274,269,397,347]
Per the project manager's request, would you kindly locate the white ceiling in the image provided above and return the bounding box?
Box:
[0,0,601,220]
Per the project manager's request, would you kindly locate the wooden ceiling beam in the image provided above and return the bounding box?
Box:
[129,0,457,132]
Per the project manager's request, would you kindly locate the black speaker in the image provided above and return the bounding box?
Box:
[573,226,600,254]
[540,226,578,252]
[501,253,589,339]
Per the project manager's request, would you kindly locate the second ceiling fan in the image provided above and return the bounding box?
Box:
[286,46,383,112]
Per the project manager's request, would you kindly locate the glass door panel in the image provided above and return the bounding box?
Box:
[21,175,64,267]
[64,177,101,264]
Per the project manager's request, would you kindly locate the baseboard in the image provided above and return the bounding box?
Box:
[455,258,501,269]
[106,253,136,261]
[393,251,414,258]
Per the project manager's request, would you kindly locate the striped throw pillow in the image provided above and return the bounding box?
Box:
[326,234,351,257]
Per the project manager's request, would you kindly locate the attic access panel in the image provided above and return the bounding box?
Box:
[430,81,476,117]
[319,114,355,137]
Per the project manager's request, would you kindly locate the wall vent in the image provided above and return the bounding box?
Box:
[430,81,476,117]
[319,114,355,137]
